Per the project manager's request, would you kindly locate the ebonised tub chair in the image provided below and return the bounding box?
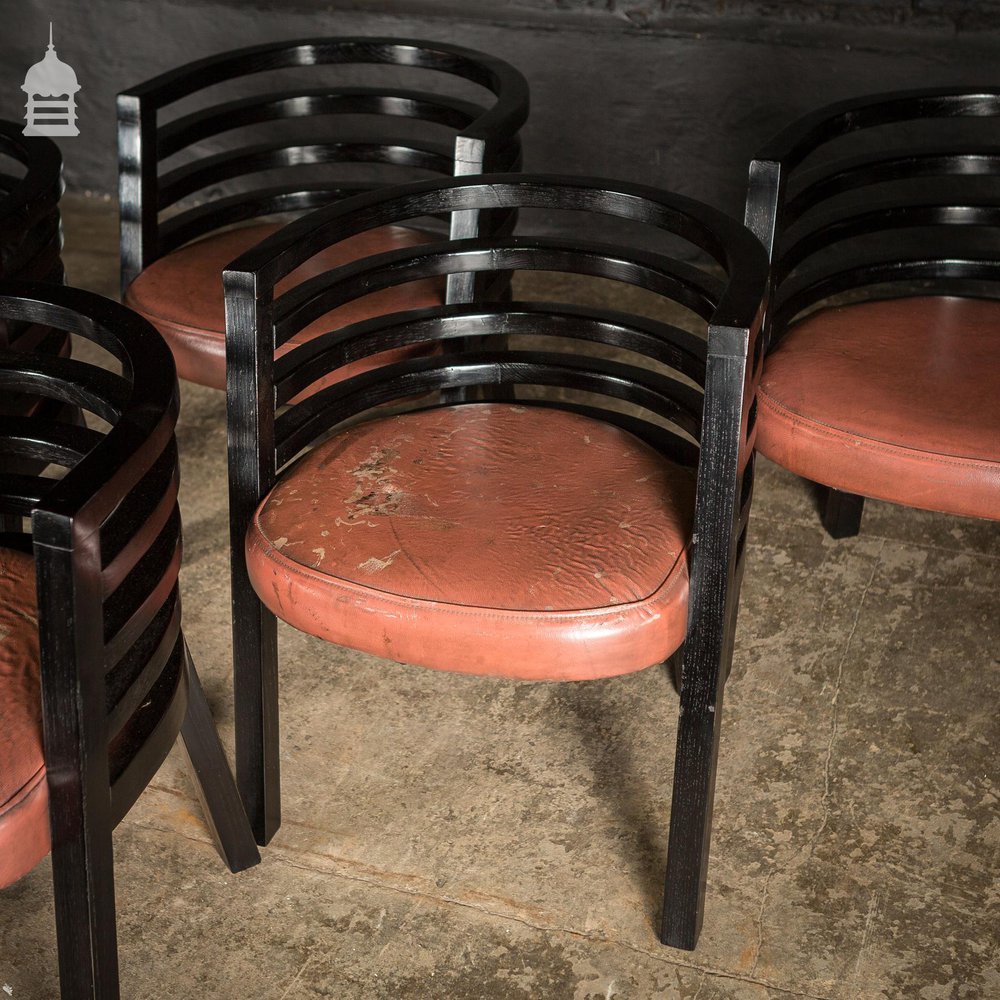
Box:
[222,173,769,949]
[0,283,259,998]
[117,37,528,391]
[746,86,1000,536]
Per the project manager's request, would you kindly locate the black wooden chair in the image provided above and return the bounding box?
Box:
[746,87,1000,536]
[0,283,260,999]
[223,173,768,948]
[117,37,528,391]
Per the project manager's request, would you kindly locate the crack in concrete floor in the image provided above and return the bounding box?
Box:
[807,540,885,857]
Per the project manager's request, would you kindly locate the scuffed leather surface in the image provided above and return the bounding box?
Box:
[124,222,445,390]
[758,296,1000,520]
[0,547,49,888]
[246,404,694,680]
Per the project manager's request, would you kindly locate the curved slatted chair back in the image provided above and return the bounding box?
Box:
[117,38,527,389]
[0,120,69,376]
[746,87,1000,534]
[223,173,769,949]
[0,122,69,455]
[0,121,63,286]
[0,283,257,998]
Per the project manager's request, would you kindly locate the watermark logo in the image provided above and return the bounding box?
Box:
[22,23,80,136]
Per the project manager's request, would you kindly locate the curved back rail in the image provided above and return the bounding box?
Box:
[745,87,1000,341]
[118,37,529,296]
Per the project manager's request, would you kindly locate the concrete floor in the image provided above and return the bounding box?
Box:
[1,194,998,999]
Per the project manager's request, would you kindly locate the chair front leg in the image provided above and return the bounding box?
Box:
[49,797,120,999]
[660,637,729,950]
[231,552,281,846]
[179,646,261,873]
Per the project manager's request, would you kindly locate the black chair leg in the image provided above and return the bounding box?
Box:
[660,643,727,950]
[666,644,684,695]
[49,803,120,998]
[820,486,865,539]
[179,647,261,873]
[231,566,281,846]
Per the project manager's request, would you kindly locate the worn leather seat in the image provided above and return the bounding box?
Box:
[757,296,1000,520]
[124,223,446,390]
[245,403,696,680]
[0,547,49,888]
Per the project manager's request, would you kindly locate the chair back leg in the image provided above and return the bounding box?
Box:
[666,645,684,695]
[820,485,865,539]
[179,648,262,873]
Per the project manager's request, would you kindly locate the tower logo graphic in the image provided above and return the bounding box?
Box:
[22,24,80,136]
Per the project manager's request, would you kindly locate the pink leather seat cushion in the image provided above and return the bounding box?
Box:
[757,296,1000,520]
[0,547,49,888]
[246,403,695,681]
[124,223,445,390]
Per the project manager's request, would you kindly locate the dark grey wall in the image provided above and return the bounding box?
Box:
[2,0,999,219]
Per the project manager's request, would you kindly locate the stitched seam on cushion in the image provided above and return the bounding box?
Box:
[758,389,1000,471]
[248,524,688,623]
[0,764,46,816]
